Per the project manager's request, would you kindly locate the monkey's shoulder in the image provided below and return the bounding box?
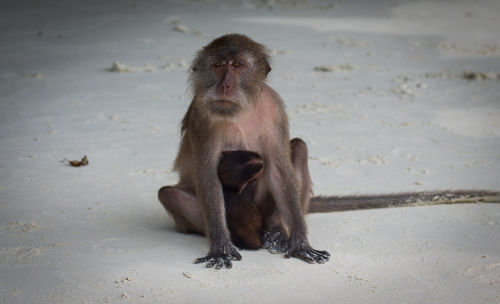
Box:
[262,84,285,108]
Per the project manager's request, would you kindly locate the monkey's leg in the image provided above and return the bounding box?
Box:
[158,186,206,235]
[264,138,330,263]
[288,138,330,263]
[262,138,313,254]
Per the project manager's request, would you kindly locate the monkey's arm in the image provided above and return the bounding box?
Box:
[267,150,330,264]
[309,190,500,213]
[193,145,242,269]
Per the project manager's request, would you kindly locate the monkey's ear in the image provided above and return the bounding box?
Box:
[265,62,271,76]
[191,57,202,72]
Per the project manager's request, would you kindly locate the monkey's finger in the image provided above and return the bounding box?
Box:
[231,250,242,261]
[262,231,288,253]
[269,241,288,254]
[317,250,331,257]
[269,247,280,254]
[271,243,288,254]
[317,253,330,263]
[306,249,330,264]
[314,254,329,264]
[311,249,330,257]
[285,251,315,264]
[224,258,233,269]
[298,254,316,264]
[276,239,289,252]
[316,254,329,264]
[194,256,209,264]
[215,259,225,270]
[206,259,217,269]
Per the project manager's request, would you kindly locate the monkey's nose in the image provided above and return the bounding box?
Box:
[222,83,233,95]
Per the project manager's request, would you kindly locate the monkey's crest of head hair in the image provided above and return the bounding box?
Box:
[201,34,270,61]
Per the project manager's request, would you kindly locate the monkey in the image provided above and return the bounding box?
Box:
[158,34,500,269]
[158,34,330,269]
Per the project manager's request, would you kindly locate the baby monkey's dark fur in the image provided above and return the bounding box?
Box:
[218,150,265,249]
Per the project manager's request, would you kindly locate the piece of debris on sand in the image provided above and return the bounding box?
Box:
[68,155,88,167]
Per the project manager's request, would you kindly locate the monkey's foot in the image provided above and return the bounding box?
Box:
[194,255,240,269]
[194,246,242,269]
[262,230,289,254]
[285,245,330,264]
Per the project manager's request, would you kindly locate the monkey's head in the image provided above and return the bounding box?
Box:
[189,34,271,117]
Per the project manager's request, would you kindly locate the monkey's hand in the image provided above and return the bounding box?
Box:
[262,230,289,254]
[285,241,330,264]
[194,243,242,269]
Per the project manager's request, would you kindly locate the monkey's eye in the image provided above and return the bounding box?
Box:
[214,61,225,68]
[232,60,243,68]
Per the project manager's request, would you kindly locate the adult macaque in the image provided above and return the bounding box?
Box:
[158,34,499,269]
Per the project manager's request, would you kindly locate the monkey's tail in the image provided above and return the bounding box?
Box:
[309,190,500,213]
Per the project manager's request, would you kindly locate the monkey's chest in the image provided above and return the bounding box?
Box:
[216,121,268,153]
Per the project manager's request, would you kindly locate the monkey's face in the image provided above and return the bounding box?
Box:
[191,53,262,117]
[189,34,271,117]
[208,54,250,116]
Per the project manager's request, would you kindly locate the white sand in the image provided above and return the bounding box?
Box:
[1,0,499,303]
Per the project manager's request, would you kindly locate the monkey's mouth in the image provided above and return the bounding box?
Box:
[214,100,235,108]
[210,99,240,116]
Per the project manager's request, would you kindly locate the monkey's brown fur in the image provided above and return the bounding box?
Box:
[159,34,329,269]
[158,34,499,269]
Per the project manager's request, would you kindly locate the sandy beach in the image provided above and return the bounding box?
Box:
[1,0,499,303]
